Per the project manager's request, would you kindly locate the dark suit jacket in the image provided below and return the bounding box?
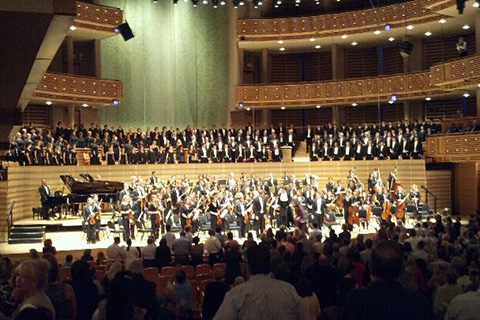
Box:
[202,282,229,320]
[312,198,327,215]
[39,185,50,203]
[131,274,156,319]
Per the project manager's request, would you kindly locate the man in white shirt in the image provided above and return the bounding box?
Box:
[205,229,222,265]
[162,224,177,249]
[142,236,157,268]
[444,287,480,320]
[107,237,127,263]
[309,222,322,241]
[214,245,304,320]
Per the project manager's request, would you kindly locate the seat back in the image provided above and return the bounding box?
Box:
[156,275,171,295]
[58,267,71,283]
[161,266,176,277]
[143,267,159,282]
[195,264,211,276]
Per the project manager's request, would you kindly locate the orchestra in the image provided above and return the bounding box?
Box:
[41,166,424,245]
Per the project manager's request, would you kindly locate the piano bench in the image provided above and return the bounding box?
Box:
[32,207,42,220]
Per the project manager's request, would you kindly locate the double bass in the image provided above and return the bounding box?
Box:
[395,194,408,220]
[348,204,359,225]
[381,199,392,220]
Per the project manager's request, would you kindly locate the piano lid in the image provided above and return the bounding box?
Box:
[60,174,123,195]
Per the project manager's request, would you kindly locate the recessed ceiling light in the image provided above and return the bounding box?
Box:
[69,25,77,31]
[474,1,480,7]
[277,0,281,3]
[374,30,381,35]
[406,25,414,30]
[388,37,395,42]
[352,103,357,107]
[309,38,316,42]
[478,83,480,87]
[274,4,278,7]
[463,25,470,30]
[388,100,394,104]
[425,97,431,101]
[439,19,446,24]
[351,42,358,46]
[295,3,299,6]
[425,31,432,36]
[316,105,321,109]
[341,34,348,39]
[82,103,88,107]
[246,107,251,111]
[281,106,286,110]
[463,93,470,97]
[315,45,321,49]
[279,47,285,51]
[278,40,284,44]
[46,101,52,105]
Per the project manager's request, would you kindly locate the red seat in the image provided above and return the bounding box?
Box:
[212,263,226,274]
[95,270,105,282]
[195,273,212,283]
[321,306,339,320]
[198,279,214,294]
[195,264,211,276]
[58,267,71,283]
[179,265,194,277]
[143,267,159,282]
[156,275,171,295]
[161,266,176,277]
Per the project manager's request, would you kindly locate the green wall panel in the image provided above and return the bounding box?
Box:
[100,0,228,130]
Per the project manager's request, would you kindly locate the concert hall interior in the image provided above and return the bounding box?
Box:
[1,0,480,319]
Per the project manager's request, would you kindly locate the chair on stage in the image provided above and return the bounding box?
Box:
[418,203,432,219]
[32,207,42,220]
[135,220,153,241]
[107,220,125,239]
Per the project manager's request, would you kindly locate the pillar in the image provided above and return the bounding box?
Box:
[475,11,480,54]
[226,5,239,126]
[403,37,424,73]
[404,100,425,122]
[66,36,74,74]
[261,109,272,128]
[476,88,480,117]
[69,105,75,127]
[261,49,270,84]
[332,44,345,125]
[94,40,101,78]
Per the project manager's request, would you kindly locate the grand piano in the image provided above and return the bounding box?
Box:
[46,174,124,216]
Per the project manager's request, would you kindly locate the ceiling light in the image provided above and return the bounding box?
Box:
[281,106,286,110]
[474,1,480,7]
[46,101,52,105]
[246,107,251,111]
[238,102,244,108]
[341,34,348,39]
[277,0,281,3]
[439,19,446,24]
[274,4,278,7]
[351,42,358,46]
[278,40,284,44]
[279,47,285,51]
[463,25,470,30]
[295,3,299,6]
[82,103,88,107]
[295,0,300,3]
[239,0,244,5]
[463,93,470,97]
[390,94,397,101]
[316,105,321,109]
[203,0,208,4]
[153,0,158,3]
[309,38,316,42]
[258,1,262,4]
[388,100,394,104]
[425,31,432,36]
[112,99,120,105]
[388,37,395,42]
[374,30,381,35]
[315,45,321,49]
[478,83,480,87]
[220,0,226,4]
[352,103,357,107]
[69,25,77,31]
[425,97,431,101]
[384,24,391,31]
[406,25,414,30]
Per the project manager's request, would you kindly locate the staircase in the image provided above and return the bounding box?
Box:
[293,141,310,162]
[8,225,46,244]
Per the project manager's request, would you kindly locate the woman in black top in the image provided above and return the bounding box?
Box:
[33,141,44,165]
[106,145,115,165]
[155,238,171,269]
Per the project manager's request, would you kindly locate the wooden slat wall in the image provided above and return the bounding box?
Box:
[425,170,452,213]
[383,103,405,122]
[425,33,475,68]
[304,51,333,81]
[426,97,477,119]
[383,45,404,75]
[304,108,333,125]
[0,160,428,241]
[345,105,379,124]
[0,182,8,243]
[271,54,302,83]
[272,109,303,126]
[345,48,379,79]
[454,162,478,217]
[22,105,49,126]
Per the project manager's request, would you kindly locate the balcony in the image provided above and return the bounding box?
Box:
[236,54,480,108]
[70,1,123,40]
[32,72,123,106]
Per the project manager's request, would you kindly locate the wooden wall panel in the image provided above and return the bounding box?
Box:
[425,170,452,214]
[0,182,8,243]
[425,33,475,68]
[454,162,478,217]
[345,48,379,79]
[0,160,427,242]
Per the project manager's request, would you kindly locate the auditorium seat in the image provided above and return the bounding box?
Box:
[195,264,211,276]
[156,275,170,295]
[95,270,105,282]
[161,266,176,277]
[143,267,159,282]
[178,265,194,277]
[195,273,212,283]
[212,263,226,275]
[58,267,71,283]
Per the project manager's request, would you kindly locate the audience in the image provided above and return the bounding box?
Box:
[202,270,228,320]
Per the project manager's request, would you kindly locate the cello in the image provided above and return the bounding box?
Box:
[381,199,392,220]
[395,194,408,220]
[348,204,359,225]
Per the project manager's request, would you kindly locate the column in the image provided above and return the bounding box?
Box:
[403,37,424,73]
[475,11,480,54]
[261,109,272,127]
[404,100,425,122]
[226,5,239,126]
[331,44,345,125]
[94,40,102,78]
[66,36,74,74]
[69,105,75,127]
[261,48,270,84]
[476,88,480,117]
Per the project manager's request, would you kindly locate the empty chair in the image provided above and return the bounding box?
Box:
[212,263,226,274]
[143,267,159,282]
[195,273,212,283]
[195,264,211,276]
[161,266,176,277]
[179,265,194,277]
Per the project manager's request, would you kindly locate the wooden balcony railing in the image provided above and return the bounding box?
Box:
[425,132,480,162]
[236,54,480,107]
[33,72,123,105]
[237,0,454,41]
[73,1,123,33]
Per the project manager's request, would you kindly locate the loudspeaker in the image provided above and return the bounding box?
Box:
[117,22,134,41]
[400,41,414,58]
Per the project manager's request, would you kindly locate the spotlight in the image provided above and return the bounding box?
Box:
[278,40,284,44]
[388,100,394,104]
[212,0,219,7]
[315,45,321,49]
[279,47,285,51]
[277,0,281,4]
[425,31,432,36]
[463,25,470,30]
[69,25,77,31]
[463,93,470,97]
[112,99,120,105]
[352,103,358,107]
[281,106,286,110]
[246,107,251,111]
[341,34,348,39]
[114,27,120,33]
[220,0,225,4]
[203,0,208,4]
[384,24,391,31]
[390,94,397,101]
[439,19,446,24]
[153,0,158,3]
[239,0,244,5]
[351,42,358,46]
[258,1,263,5]
[117,22,134,41]
[406,25,414,30]
[474,0,480,7]
[388,37,395,42]
[425,97,431,101]
[82,103,89,107]
[374,30,381,35]
[316,105,321,109]
[457,0,465,13]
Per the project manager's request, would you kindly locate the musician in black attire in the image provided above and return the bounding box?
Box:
[120,195,135,241]
[82,197,96,244]
[312,192,327,227]
[179,197,194,230]
[38,179,52,220]
[92,194,102,241]
[252,190,267,237]
[233,194,247,238]
[147,194,161,240]
[208,193,220,231]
